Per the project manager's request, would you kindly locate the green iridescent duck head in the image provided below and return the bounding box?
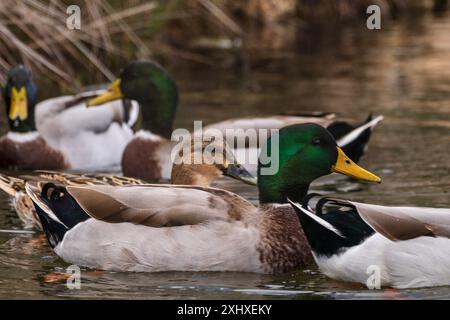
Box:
[258,123,381,204]
[87,60,178,138]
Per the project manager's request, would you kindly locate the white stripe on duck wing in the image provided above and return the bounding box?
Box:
[289,196,450,289]
[0,65,136,171]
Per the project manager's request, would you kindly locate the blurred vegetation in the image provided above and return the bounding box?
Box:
[0,0,447,94]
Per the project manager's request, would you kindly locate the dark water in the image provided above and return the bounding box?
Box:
[1,13,449,299]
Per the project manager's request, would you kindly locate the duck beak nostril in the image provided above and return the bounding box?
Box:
[332,147,381,183]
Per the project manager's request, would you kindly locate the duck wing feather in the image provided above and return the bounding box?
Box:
[67,184,256,228]
[349,201,450,240]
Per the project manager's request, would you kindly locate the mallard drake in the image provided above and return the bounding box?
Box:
[0,137,255,229]
[289,196,450,288]
[0,65,141,170]
[87,61,383,181]
[86,60,179,180]
[26,123,381,273]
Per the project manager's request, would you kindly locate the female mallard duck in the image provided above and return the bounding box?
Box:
[0,172,146,230]
[87,62,383,181]
[288,196,450,288]
[26,123,380,273]
[0,63,164,170]
[0,137,255,229]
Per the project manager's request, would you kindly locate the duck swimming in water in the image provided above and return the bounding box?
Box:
[26,123,380,273]
[0,64,140,171]
[289,195,450,288]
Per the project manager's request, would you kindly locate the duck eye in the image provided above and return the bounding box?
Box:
[312,137,321,145]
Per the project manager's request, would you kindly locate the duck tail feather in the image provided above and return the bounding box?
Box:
[25,183,68,248]
[0,174,25,197]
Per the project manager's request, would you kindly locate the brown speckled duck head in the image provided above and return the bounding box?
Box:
[171,136,257,187]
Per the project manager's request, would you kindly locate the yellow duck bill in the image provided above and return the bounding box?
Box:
[9,87,28,121]
[331,147,381,183]
[86,79,123,107]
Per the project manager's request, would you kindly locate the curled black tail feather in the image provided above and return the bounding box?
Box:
[40,183,89,229]
[32,183,90,248]
[315,197,356,216]
[33,201,67,248]
[301,193,323,210]
[300,193,356,216]
[289,196,375,256]
[326,122,355,141]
